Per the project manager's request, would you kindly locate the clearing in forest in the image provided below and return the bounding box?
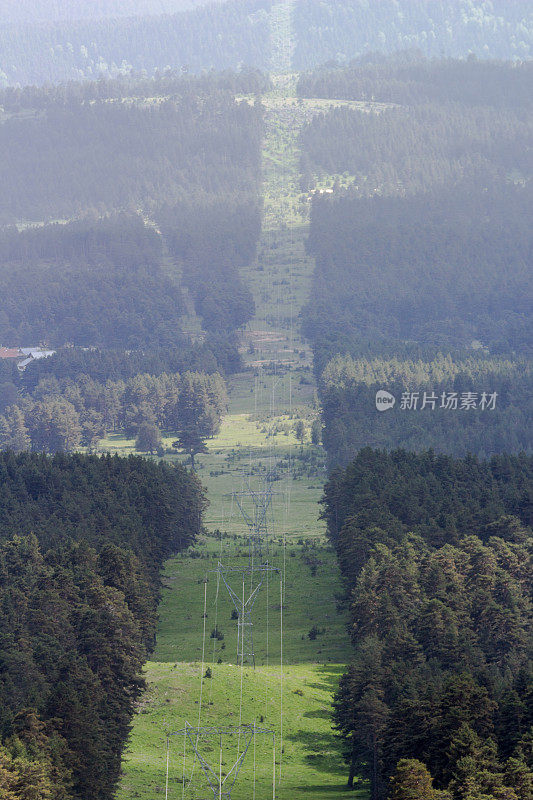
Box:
[116,69,367,800]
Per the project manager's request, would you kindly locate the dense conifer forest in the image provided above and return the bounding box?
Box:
[1,0,531,86]
[0,76,264,223]
[157,198,259,334]
[300,55,532,466]
[0,216,187,349]
[297,54,533,108]
[305,183,531,362]
[323,448,532,799]
[2,342,241,389]
[0,452,204,799]
[293,0,533,68]
[319,355,532,468]
[300,95,532,195]
[0,60,257,800]
[0,68,269,113]
[0,71,263,371]
[0,0,219,22]
[0,210,256,357]
[0,0,273,86]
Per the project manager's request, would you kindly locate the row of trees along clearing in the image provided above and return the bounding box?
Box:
[0,451,205,800]
[323,448,532,800]
[318,354,532,468]
[0,370,227,467]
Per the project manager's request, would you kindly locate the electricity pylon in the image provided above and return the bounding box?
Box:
[167,722,275,800]
[214,562,279,667]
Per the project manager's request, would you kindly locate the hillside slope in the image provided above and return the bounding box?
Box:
[1,0,531,86]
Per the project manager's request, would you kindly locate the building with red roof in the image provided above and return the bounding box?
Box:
[0,347,23,359]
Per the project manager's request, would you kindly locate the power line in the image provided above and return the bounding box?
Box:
[163,3,296,796]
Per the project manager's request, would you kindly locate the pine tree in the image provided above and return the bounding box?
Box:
[170,372,223,469]
[295,419,306,446]
[389,759,441,800]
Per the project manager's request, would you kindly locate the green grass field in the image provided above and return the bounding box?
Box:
[115,79,366,799]
[115,449,362,799]
[116,662,366,800]
[115,529,361,800]
[154,535,349,666]
[100,370,326,540]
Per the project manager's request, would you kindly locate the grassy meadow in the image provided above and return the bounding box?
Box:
[116,661,364,800]
[115,524,361,800]
[114,416,363,800]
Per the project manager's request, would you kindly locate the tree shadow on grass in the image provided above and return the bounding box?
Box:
[304,664,345,694]
[286,730,347,777]
[303,708,331,720]
[297,786,368,797]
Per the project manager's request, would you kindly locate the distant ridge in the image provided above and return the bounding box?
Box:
[0,0,224,23]
[0,0,530,87]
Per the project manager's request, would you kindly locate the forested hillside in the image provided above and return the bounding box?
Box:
[157,199,259,334]
[293,0,533,67]
[0,216,186,349]
[0,72,263,372]
[323,448,532,799]
[10,343,238,387]
[298,54,533,108]
[320,355,532,468]
[0,343,239,389]
[305,183,531,364]
[0,77,264,223]
[0,452,204,800]
[0,62,262,800]
[300,56,532,466]
[0,5,531,799]
[0,0,273,86]
[1,0,531,86]
[300,78,532,195]
[0,68,269,112]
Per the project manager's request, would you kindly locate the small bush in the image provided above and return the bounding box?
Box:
[308,625,319,641]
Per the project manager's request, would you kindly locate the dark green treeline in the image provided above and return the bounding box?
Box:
[0,451,205,799]
[323,448,532,799]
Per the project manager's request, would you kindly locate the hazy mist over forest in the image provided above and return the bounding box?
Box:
[0,3,531,800]
[0,0,221,22]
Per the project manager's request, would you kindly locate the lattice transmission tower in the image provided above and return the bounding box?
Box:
[166,723,276,800]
